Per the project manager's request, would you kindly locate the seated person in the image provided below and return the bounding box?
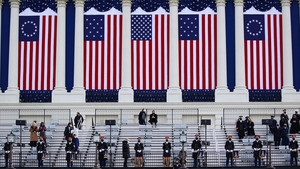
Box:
[178,149,187,165]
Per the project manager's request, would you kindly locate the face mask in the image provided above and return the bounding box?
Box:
[293,138,295,140]
[69,125,72,127]
[166,139,168,142]
[138,140,140,142]
[256,138,259,140]
[229,139,232,141]
[101,139,104,141]
[195,137,198,140]
[40,140,43,142]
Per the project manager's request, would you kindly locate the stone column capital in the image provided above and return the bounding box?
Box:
[121,0,133,7]
[168,0,180,6]
[0,0,3,8]
[56,0,68,7]
[234,0,243,6]
[281,0,291,6]
[215,0,226,6]
[9,0,20,8]
[73,0,85,7]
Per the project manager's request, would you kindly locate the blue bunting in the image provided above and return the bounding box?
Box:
[20,0,57,13]
[244,0,281,12]
[179,0,216,12]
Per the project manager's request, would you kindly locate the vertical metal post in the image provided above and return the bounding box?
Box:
[204,125,207,167]
[110,125,112,168]
[19,125,22,167]
[94,143,99,169]
[95,109,97,126]
[44,109,46,124]
[9,143,14,169]
[120,109,122,125]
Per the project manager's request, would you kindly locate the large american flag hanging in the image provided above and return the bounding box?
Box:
[19,12,57,90]
[84,13,122,90]
[131,13,169,90]
[178,10,217,90]
[244,9,283,90]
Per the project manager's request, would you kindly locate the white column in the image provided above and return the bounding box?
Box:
[118,0,134,102]
[0,0,20,103]
[54,0,67,91]
[281,0,300,102]
[72,0,85,92]
[52,0,68,102]
[70,0,86,101]
[215,0,230,102]
[166,0,182,102]
[232,0,248,101]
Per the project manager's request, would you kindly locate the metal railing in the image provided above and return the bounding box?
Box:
[1,150,297,168]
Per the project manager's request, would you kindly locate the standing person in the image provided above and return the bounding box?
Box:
[29,121,39,148]
[224,135,235,167]
[289,134,298,166]
[39,122,47,146]
[173,157,181,169]
[236,116,245,139]
[64,123,74,140]
[247,118,255,137]
[122,138,130,168]
[290,114,299,134]
[98,136,108,168]
[65,136,75,168]
[273,123,281,149]
[269,115,277,134]
[149,110,158,128]
[293,110,300,133]
[134,137,144,167]
[162,136,171,167]
[252,135,263,167]
[72,134,80,160]
[74,112,84,130]
[138,108,147,125]
[281,109,289,124]
[281,124,289,146]
[3,137,11,168]
[37,137,46,167]
[280,116,289,129]
[191,134,202,167]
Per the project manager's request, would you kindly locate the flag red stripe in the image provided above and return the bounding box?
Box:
[214,14,217,89]
[53,16,57,90]
[273,15,278,89]
[119,15,123,88]
[256,41,260,89]
[161,15,165,90]
[178,41,182,89]
[107,15,111,90]
[279,15,283,88]
[196,40,200,89]
[47,16,52,90]
[154,15,159,90]
[262,39,266,89]
[201,14,206,89]
[250,40,254,89]
[113,15,117,90]
[244,40,248,89]
[142,41,146,90]
[208,14,212,89]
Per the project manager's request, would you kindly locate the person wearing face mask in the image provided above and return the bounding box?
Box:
[72,134,80,160]
[269,115,278,134]
[224,135,235,167]
[122,138,130,167]
[39,122,47,146]
[37,137,46,167]
[134,137,144,167]
[97,136,108,168]
[64,123,74,140]
[191,134,202,167]
[235,116,245,140]
[289,134,298,166]
[273,123,281,149]
[65,136,75,167]
[3,137,11,168]
[252,135,263,167]
[281,123,289,146]
[163,136,171,167]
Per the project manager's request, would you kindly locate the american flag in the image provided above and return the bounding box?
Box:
[244,14,283,90]
[179,13,217,90]
[131,14,169,90]
[18,15,57,90]
[84,14,122,90]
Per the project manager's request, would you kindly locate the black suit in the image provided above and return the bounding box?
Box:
[225,140,235,167]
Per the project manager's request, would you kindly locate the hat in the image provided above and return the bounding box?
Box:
[270,115,275,118]
[195,134,200,137]
[137,137,142,140]
[245,116,249,119]
[165,136,169,139]
[255,135,260,138]
[295,109,299,112]
[100,136,105,139]
[239,116,243,118]
[228,135,232,138]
